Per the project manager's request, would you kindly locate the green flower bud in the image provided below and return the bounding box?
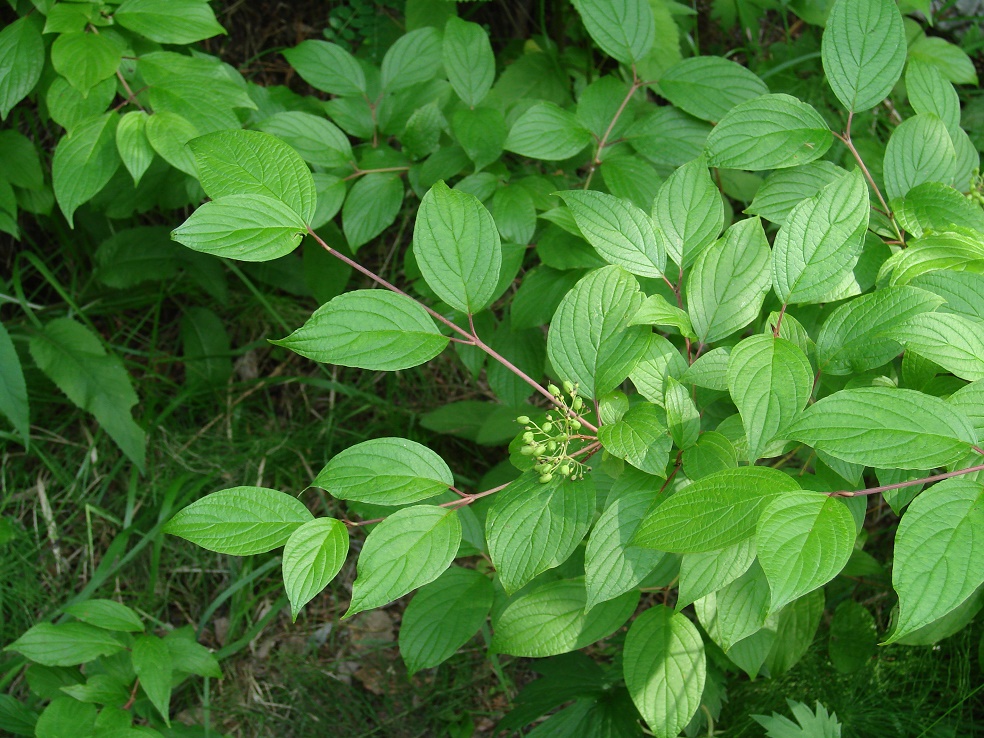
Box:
[571,420,582,430]
[547,441,557,453]
[572,397,583,411]
[559,464,571,476]
[517,415,531,425]
[539,473,553,484]
[520,445,535,456]
[548,384,561,397]
[542,422,553,433]
[562,380,574,394]
[522,431,535,443]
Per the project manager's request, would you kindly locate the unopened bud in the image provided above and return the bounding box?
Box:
[520,445,535,456]
[517,415,531,425]
[539,473,553,484]
[572,397,583,411]
[562,380,574,394]
[542,422,553,433]
[548,384,561,397]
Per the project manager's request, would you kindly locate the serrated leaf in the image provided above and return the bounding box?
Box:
[883,114,956,200]
[132,635,171,725]
[659,57,768,123]
[547,266,650,397]
[821,0,905,112]
[172,194,305,261]
[486,473,596,594]
[772,169,869,305]
[282,518,349,620]
[885,478,984,643]
[115,0,225,43]
[342,172,403,251]
[282,40,366,97]
[443,17,494,106]
[4,623,123,666]
[346,505,461,617]
[0,321,29,444]
[894,312,984,381]
[0,17,44,120]
[785,386,977,469]
[756,492,856,612]
[728,335,813,461]
[624,606,705,738]
[598,402,672,476]
[746,161,846,226]
[753,699,843,738]
[704,94,832,171]
[163,486,314,555]
[64,600,143,633]
[653,156,724,269]
[571,0,655,64]
[52,113,119,226]
[633,467,801,552]
[313,437,453,505]
[677,538,756,609]
[505,102,593,161]
[694,560,771,651]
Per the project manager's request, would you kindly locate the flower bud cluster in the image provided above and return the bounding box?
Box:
[516,382,591,483]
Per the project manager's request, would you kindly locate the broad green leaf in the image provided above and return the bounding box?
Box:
[5,623,123,666]
[310,173,346,230]
[577,75,636,141]
[598,402,672,476]
[821,0,905,112]
[635,0,682,84]
[571,0,655,64]
[381,27,443,92]
[0,321,29,444]
[746,161,846,226]
[29,318,145,470]
[491,184,536,244]
[908,35,978,85]
[883,114,956,200]
[633,467,801,552]
[453,106,506,172]
[163,486,314,555]
[890,586,984,646]
[189,129,316,223]
[486,473,596,594]
[50,31,121,95]
[624,606,705,738]
[630,334,689,404]
[52,113,120,226]
[491,578,638,657]
[172,194,305,261]
[894,183,984,239]
[828,600,877,673]
[0,130,42,190]
[314,437,453,505]
[282,518,349,620]
[765,590,825,676]
[677,539,756,609]
[35,698,95,738]
[728,335,813,461]
[664,376,699,450]
[687,216,772,343]
[894,312,984,381]
[342,172,403,251]
[557,190,666,278]
[906,59,960,134]
[704,94,833,171]
[681,430,738,480]
[948,380,984,437]
[486,319,546,405]
[885,478,984,643]
[658,57,768,123]
[629,293,695,340]
[681,349,731,392]
[547,266,650,397]
[653,156,723,269]
[257,111,352,169]
[786,387,977,469]
[0,17,44,120]
[815,286,945,375]
[756,492,856,612]
[46,76,116,133]
[772,169,869,305]
[346,505,461,617]
[282,40,366,96]
[504,102,593,161]
[145,111,199,176]
[443,18,494,106]
[115,0,225,43]
[272,290,448,371]
[132,635,171,725]
[883,228,984,286]
[413,180,502,313]
[585,473,670,610]
[600,154,664,210]
[694,561,771,651]
[64,600,143,633]
[627,107,711,168]
[115,111,154,185]
[164,629,222,678]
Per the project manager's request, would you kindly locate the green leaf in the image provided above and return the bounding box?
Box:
[5,623,123,666]
[571,0,655,65]
[557,190,666,278]
[629,294,695,340]
[894,183,984,240]
[413,180,502,313]
[50,31,120,95]
[815,285,945,375]
[894,312,984,381]
[504,102,593,161]
[652,155,724,269]
[486,473,596,594]
[172,194,305,262]
[547,266,650,397]
[180,306,232,388]
[115,111,154,185]
[665,376,700,450]
[687,216,772,343]
[346,505,461,617]
[35,698,95,738]
[785,387,977,469]
[314,437,453,505]
[145,111,199,176]
[443,17,494,106]
[189,129,316,223]
[46,76,115,133]
[282,518,349,620]
[0,130,42,190]
[753,699,843,738]
[885,478,984,643]
[633,467,801,552]
[765,590,825,677]
[906,59,960,134]
[282,40,366,97]
[491,578,638,657]
[257,111,352,169]
[491,184,536,244]
[681,349,731,392]
[677,539,756,609]
[0,693,38,735]
[342,172,404,251]
[883,114,956,200]
[746,161,846,226]
[704,94,833,171]
[681,430,738,480]
[828,600,877,673]
[452,106,506,172]
[624,606,706,738]
[114,0,225,44]
[727,335,813,461]
[628,107,711,168]
[694,560,771,651]
[821,0,905,112]
[271,290,448,371]
[756,492,856,612]
[381,27,443,92]
[598,402,672,476]
[132,635,171,725]
[948,380,984,438]
[52,113,120,226]
[400,566,493,674]
[0,321,29,444]
[0,16,44,120]
[772,169,869,305]
[29,318,145,470]
[908,35,978,85]
[658,57,768,123]
[630,334,689,404]
[165,628,222,679]
[512,267,587,330]
[64,600,143,633]
[163,486,314,555]
[882,229,984,286]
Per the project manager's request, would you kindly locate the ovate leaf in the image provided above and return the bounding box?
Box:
[380,27,443,92]
[571,0,655,65]
[115,111,154,185]
[505,102,593,161]
[282,40,366,97]
[0,17,44,120]
[443,18,494,106]
[63,600,144,633]
[282,518,349,620]
[677,539,757,609]
[0,321,29,444]
[342,172,404,251]
[4,623,123,666]
[50,32,121,95]
[694,561,771,651]
[52,113,120,226]
[659,57,768,123]
[131,635,171,725]
[894,312,984,381]
[747,161,846,226]
[257,111,352,169]
[653,155,724,269]
[883,114,956,200]
[144,111,199,176]
[114,0,225,43]
[598,402,673,476]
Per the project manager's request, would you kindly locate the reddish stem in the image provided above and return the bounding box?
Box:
[829,463,984,498]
